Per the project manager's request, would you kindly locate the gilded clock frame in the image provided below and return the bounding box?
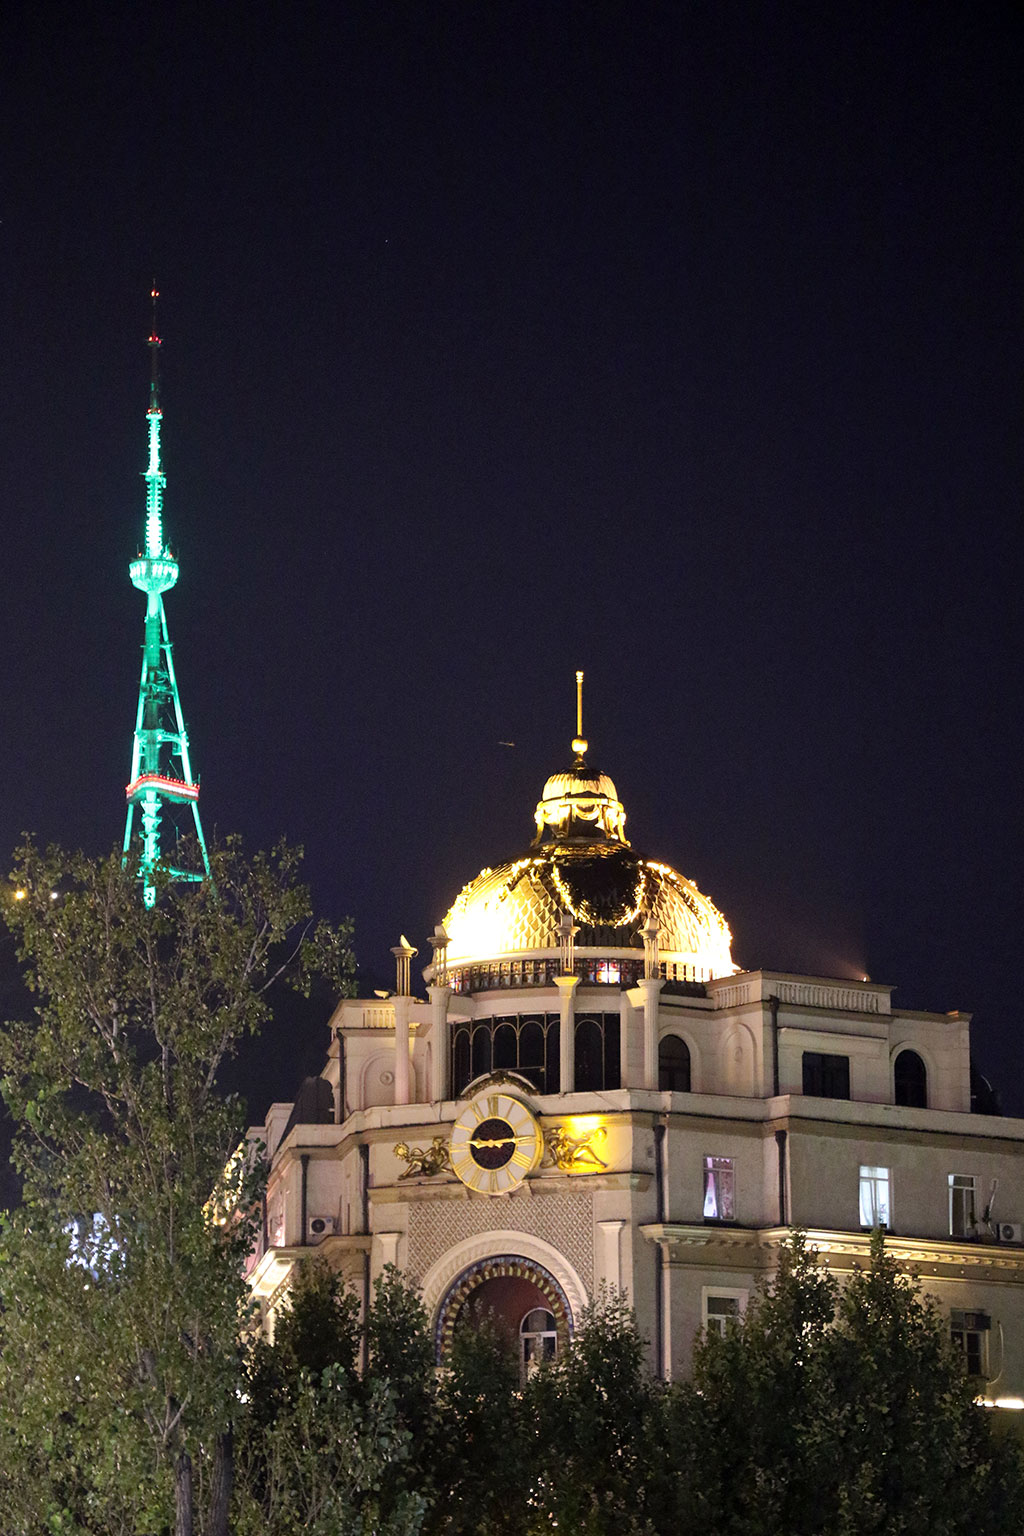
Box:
[449,1090,543,1196]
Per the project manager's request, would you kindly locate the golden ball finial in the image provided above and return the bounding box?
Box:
[572,736,588,757]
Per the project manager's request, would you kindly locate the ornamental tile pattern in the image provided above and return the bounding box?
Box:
[443,853,732,971]
[407,1189,594,1292]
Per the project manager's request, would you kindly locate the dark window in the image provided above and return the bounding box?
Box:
[802,1051,850,1100]
[518,1020,545,1089]
[493,1022,518,1071]
[452,1028,471,1095]
[659,1034,691,1092]
[574,1019,603,1092]
[471,1026,492,1081]
[894,1049,927,1108]
[573,1014,620,1092]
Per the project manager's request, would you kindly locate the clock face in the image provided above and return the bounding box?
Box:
[450,1091,542,1196]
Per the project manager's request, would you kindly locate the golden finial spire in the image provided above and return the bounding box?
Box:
[572,668,588,764]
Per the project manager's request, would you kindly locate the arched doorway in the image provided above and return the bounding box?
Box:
[434,1255,573,1370]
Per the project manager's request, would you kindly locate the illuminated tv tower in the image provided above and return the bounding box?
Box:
[123,292,210,905]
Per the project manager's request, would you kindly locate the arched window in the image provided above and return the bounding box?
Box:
[493,1022,518,1071]
[519,1019,546,1091]
[894,1049,927,1108]
[520,1307,557,1375]
[452,1028,471,1096]
[573,1013,620,1092]
[574,1019,603,1092]
[659,1033,691,1092]
[449,1014,560,1096]
[471,1025,493,1081]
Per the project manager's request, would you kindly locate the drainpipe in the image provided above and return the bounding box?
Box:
[654,1119,667,1380]
[336,1033,346,1123]
[769,994,780,1097]
[300,1153,310,1246]
[775,1129,788,1227]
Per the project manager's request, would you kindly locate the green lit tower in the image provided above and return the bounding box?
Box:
[123,292,210,905]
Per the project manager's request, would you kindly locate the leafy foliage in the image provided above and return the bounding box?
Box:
[525,1287,661,1535]
[661,1231,1024,1536]
[0,839,353,1536]
[236,1262,429,1536]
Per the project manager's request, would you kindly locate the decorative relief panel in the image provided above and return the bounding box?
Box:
[407,1190,594,1293]
[713,983,752,1009]
[713,980,886,1014]
[774,981,883,1014]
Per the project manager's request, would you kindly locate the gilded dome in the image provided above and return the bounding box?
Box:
[440,740,735,980]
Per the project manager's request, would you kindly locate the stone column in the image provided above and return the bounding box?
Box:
[555,974,579,1094]
[428,984,451,1102]
[598,1218,626,1289]
[619,991,638,1087]
[393,995,410,1106]
[638,976,665,1090]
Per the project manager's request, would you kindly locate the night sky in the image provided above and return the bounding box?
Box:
[1,2,1021,1129]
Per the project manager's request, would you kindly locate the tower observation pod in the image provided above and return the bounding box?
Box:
[123,293,210,906]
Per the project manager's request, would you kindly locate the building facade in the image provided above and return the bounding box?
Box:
[247,728,1024,1401]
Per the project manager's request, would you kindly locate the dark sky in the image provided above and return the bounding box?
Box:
[1,2,1021,1124]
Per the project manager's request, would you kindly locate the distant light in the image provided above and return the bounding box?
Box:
[13,889,25,901]
[50,891,58,900]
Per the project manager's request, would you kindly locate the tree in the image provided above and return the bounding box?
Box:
[0,838,352,1536]
[524,1288,662,1536]
[663,1231,1024,1536]
[235,1260,428,1536]
[428,1318,528,1536]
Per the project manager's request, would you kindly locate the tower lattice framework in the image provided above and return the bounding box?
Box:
[123,294,210,905]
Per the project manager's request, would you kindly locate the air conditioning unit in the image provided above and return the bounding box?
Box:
[307,1214,337,1242]
[998,1222,1024,1244]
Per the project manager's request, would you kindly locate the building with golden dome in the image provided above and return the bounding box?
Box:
[248,688,1024,1400]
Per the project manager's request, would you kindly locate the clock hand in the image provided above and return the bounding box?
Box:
[469,1134,529,1148]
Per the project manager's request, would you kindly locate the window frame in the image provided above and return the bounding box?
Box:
[658,1031,692,1093]
[893,1048,928,1108]
[950,1309,991,1379]
[802,1050,851,1100]
[520,1306,558,1379]
[702,1285,748,1337]
[859,1164,891,1229]
[702,1154,736,1222]
[949,1173,976,1239]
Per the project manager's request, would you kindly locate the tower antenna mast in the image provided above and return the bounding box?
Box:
[123,290,211,905]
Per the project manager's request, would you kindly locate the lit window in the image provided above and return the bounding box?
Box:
[859,1165,891,1228]
[951,1309,990,1378]
[703,1288,747,1337]
[520,1307,557,1377]
[595,961,621,985]
[703,1155,735,1221]
[949,1174,976,1239]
